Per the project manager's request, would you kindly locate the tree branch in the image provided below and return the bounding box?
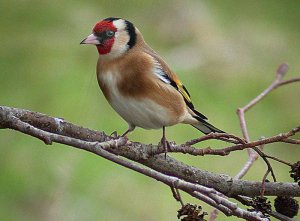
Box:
[146,127,299,157]
[236,63,291,178]
[0,105,275,221]
[208,63,300,220]
[1,64,300,221]
[1,105,299,199]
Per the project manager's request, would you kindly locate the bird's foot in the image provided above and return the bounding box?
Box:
[110,131,129,144]
[110,129,131,139]
[121,126,135,138]
[110,131,126,140]
[110,131,119,138]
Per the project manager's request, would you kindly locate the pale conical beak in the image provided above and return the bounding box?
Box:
[80,33,101,45]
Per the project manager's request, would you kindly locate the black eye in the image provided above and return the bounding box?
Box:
[106,30,114,37]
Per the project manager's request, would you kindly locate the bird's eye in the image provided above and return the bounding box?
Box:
[106,30,115,37]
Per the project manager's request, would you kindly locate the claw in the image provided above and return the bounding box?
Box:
[121,125,136,137]
[110,131,118,138]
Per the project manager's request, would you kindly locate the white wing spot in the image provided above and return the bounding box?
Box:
[153,59,171,84]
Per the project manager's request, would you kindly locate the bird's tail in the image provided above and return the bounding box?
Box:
[192,120,225,134]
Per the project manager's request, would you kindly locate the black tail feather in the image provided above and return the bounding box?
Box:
[192,119,225,134]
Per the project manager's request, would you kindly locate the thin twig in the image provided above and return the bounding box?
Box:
[233,195,295,221]
[275,77,300,88]
[242,63,289,112]
[253,147,276,183]
[282,138,300,145]
[1,63,300,221]
[3,114,272,220]
[185,133,246,146]
[190,191,269,221]
[149,126,300,157]
[1,106,299,198]
[235,63,291,182]
[234,143,264,180]
[210,63,299,221]
[264,155,293,167]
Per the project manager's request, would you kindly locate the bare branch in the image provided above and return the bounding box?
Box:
[147,127,299,157]
[240,63,289,113]
[1,63,299,221]
[234,195,296,221]
[234,143,264,180]
[189,191,269,221]
[0,106,274,220]
[235,63,294,178]
[184,132,246,146]
[209,63,299,221]
[275,77,300,88]
[1,105,299,199]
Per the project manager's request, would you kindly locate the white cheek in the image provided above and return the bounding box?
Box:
[112,19,126,30]
[100,19,130,59]
[109,32,129,58]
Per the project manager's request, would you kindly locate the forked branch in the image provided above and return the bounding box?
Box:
[1,64,299,221]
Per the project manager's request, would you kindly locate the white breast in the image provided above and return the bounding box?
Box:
[99,72,174,129]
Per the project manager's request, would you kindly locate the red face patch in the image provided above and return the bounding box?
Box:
[96,38,115,54]
[93,21,118,55]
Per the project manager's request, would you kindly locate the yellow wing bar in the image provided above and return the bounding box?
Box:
[174,79,192,103]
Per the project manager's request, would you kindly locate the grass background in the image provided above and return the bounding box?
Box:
[0,0,299,220]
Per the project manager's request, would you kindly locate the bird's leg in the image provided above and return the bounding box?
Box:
[121,125,135,137]
[160,126,170,158]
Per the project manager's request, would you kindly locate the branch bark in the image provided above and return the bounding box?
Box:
[0,105,275,221]
[209,63,300,221]
[1,64,300,221]
[1,105,299,199]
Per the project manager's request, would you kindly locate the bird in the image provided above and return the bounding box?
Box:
[80,17,224,151]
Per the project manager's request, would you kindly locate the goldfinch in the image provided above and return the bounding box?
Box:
[81,17,224,147]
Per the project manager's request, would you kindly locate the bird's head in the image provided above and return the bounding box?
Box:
[81,17,137,59]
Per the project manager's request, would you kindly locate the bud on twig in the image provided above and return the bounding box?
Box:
[276,63,289,79]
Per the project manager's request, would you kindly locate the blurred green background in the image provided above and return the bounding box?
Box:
[0,0,299,220]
